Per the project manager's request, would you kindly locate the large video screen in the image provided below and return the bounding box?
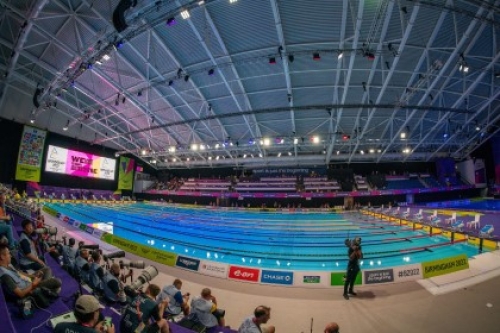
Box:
[45,145,116,180]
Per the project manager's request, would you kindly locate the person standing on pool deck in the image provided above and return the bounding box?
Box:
[343,237,363,300]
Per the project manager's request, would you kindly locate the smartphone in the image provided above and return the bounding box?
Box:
[105,316,112,327]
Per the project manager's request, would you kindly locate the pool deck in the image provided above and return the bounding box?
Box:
[43,211,500,333]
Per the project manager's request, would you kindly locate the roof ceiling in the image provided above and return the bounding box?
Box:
[1,0,499,169]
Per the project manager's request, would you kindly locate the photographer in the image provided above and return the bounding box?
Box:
[120,284,169,333]
[102,263,126,304]
[343,237,363,300]
[62,238,78,275]
[75,249,91,283]
[157,278,190,316]
[18,219,46,271]
[0,244,61,301]
[189,288,225,328]
[54,295,114,333]
[88,251,104,291]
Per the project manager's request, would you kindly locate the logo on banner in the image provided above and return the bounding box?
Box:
[85,226,94,234]
[199,261,227,278]
[303,275,321,283]
[261,270,293,285]
[364,269,394,284]
[176,256,200,271]
[228,266,259,282]
[63,216,69,223]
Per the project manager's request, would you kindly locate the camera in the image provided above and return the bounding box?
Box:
[124,265,158,298]
[102,250,125,262]
[35,226,57,236]
[344,237,362,248]
[119,258,145,269]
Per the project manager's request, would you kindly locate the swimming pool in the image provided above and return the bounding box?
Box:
[46,202,482,271]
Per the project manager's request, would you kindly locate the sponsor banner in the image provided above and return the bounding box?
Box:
[330,272,362,286]
[422,254,469,278]
[292,272,330,287]
[73,221,81,228]
[118,156,135,190]
[45,145,116,180]
[260,270,294,285]
[228,266,260,282]
[364,269,394,284]
[92,229,104,239]
[101,234,176,267]
[176,255,200,271]
[393,264,423,283]
[63,216,70,223]
[85,226,94,234]
[43,206,58,217]
[15,126,47,182]
[199,261,228,278]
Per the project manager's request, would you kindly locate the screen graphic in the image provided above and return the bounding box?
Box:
[45,145,116,180]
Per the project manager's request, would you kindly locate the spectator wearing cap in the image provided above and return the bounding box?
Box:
[54,295,114,333]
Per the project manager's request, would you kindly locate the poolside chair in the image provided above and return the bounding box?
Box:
[467,214,481,229]
[427,210,438,222]
[413,209,423,221]
[451,220,464,231]
[445,212,457,225]
[479,225,494,237]
[430,215,442,226]
[391,207,400,216]
[401,208,410,219]
[383,205,392,214]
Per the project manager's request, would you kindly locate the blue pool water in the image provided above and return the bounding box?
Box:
[46,203,483,271]
[427,199,500,211]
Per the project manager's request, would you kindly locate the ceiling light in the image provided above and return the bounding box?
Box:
[293,138,299,145]
[229,0,238,3]
[216,155,220,160]
[141,149,146,156]
[369,149,374,153]
[215,143,220,149]
[208,156,212,160]
[338,52,343,59]
[312,136,320,144]
[63,120,70,131]
[168,146,176,153]
[277,152,282,157]
[102,54,111,61]
[30,118,35,124]
[259,153,263,158]
[263,138,270,146]
[243,154,247,158]
[200,144,205,150]
[400,132,406,139]
[288,151,292,156]
[191,144,198,151]
[198,1,205,5]
[360,150,364,155]
[181,10,190,19]
[173,158,176,162]
[336,151,340,155]
[377,149,382,153]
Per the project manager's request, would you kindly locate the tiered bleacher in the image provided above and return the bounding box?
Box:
[303,177,341,192]
[235,177,297,192]
[179,178,231,191]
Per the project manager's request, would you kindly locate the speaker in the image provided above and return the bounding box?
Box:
[112,0,137,32]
